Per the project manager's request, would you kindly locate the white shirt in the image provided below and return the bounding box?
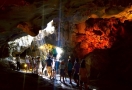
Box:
[26,59,29,63]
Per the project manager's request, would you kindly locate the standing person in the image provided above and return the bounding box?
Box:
[25,56,30,72]
[79,59,88,90]
[67,59,73,84]
[29,56,32,70]
[37,57,43,75]
[45,56,53,79]
[34,57,38,74]
[55,59,60,74]
[32,57,36,73]
[59,60,66,83]
[52,47,57,59]
[73,58,80,87]
[30,57,33,73]
[16,56,21,71]
[52,58,56,79]
[41,59,45,75]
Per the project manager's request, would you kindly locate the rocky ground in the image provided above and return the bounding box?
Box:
[0,59,82,90]
[0,59,70,90]
[0,59,132,90]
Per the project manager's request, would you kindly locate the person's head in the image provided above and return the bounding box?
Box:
[68,59,71,62]
[80,59,86,68]
[48,56,51,59]
[75,58,79,63]
[38,57,40,59]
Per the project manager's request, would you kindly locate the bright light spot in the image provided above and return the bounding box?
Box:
[39,45,44,49]
[34,20,55,46]
[24,64,27,68]
[56,47,63,54]
[43,20,55,34]
[56,47,63,59]
[93,89,96,90]
[42,76,50,80]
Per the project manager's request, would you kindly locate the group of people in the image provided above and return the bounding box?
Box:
[68,58,89,90]
[16,55,89,90]
[25,55,44,75]
[15,55,44,75]
[44,57,89,90]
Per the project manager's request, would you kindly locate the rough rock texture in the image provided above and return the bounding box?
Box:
[0,0,132,46]
[1,0,132,89]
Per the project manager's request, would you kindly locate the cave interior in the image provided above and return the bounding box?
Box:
[0,0,132,90]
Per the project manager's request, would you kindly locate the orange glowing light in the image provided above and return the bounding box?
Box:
[73,18,125,58]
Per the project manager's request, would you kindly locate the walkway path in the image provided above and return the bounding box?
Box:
[19,70,97,90]
[19,70,79,90]
[42,74,79,90]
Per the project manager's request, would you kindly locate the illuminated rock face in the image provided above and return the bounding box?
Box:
[0,0,132,59]
[0,0,132,85]
[0,0,132,47]
[72,18,125,58]
[84,19,132,81]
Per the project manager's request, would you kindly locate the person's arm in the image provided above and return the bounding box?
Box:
[79,68,80,75]
[45,60,47,66]
[51,61,52,66]
[73,63,76,73]
[85,68,88,77]
[65,63,67,72]
[19,58,21,63]
[79,68,82,76]
[73,63,75,70]
[65,63,68,71]
[59,64,61,69]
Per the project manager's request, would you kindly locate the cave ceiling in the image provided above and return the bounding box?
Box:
[0,0,132,54]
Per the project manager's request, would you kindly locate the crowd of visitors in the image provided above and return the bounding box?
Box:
[44,56,89,90]
[15,54,89,90]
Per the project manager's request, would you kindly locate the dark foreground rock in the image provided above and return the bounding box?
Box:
[0,59,132,90]
[0,61,70,90]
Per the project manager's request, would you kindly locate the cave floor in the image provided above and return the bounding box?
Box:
[18,69,97,90]
[0,59,131,90]
[0,66,97,90]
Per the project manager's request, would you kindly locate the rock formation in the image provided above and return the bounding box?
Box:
[0,0,132,88]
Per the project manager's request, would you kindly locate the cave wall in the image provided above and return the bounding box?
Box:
[51,17,132,82]
[1,0,132,59]
[59,18,125,58]
[0,0,132,84]
[81,19,132,82]
[46,18,132,83]
[0,43,9,58]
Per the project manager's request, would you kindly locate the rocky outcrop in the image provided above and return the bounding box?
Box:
[0,0,132,87]
[0,0,132,47]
